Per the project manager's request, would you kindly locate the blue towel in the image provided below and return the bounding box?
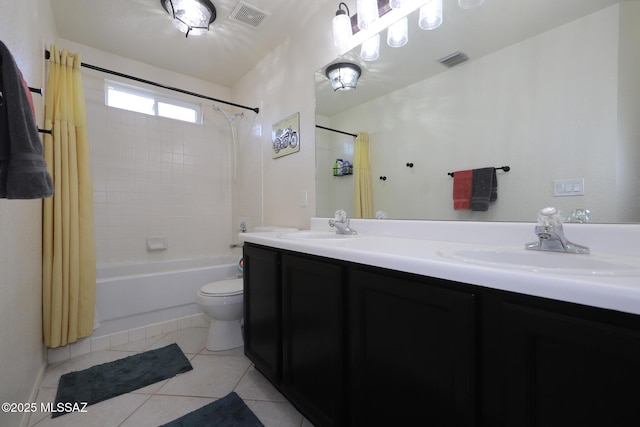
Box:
[0,40,53,199]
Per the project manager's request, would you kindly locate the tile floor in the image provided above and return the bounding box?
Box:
[28,325,314,427]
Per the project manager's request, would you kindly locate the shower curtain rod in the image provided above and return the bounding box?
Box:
[316,125,357,138]
[44,50,260,114]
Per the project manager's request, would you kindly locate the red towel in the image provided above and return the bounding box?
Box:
[453,169,472,210]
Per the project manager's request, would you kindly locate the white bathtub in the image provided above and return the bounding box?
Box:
[95,256,240,336]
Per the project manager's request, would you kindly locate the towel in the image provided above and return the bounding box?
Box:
[0,40,54,199]
[452,169,473,210]
[470,167,497,211]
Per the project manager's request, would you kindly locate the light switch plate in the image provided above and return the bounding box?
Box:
[553,178,585,197]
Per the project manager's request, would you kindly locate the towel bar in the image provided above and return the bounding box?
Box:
[448,166,510,177]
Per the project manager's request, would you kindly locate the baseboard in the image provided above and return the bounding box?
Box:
[46,313,209,365]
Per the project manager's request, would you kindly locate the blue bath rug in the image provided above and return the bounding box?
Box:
[53,343,192,418]
[160,392,265,427]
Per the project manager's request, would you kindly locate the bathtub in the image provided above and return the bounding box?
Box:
[95,255,240,336]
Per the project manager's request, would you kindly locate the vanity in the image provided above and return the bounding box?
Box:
[241,219,640,427]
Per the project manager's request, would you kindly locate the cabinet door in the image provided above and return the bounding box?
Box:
[499,300,640,427]
[281,254,345,427]
[349,267,477,427]
[243,244,281,384]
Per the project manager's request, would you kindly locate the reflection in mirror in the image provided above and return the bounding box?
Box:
[316,0,640,223]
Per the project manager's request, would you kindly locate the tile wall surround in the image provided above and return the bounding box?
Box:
[46,313,209,365]
[82,74,242,265]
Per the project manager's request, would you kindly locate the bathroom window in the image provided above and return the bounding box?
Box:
[105,80,202,124]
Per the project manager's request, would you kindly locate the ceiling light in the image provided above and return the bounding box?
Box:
[326,63,362,91]
[160,0,216,37]
[389,0,404,9]
[333,2,352,50]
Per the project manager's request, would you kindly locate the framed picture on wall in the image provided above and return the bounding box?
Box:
[272,112,300,158]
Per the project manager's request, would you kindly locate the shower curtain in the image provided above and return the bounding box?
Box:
[42,45,95,348]
[353,132,373,218]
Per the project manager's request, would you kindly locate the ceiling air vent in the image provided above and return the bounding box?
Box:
[438,51,469,68]
[229,1,270,28]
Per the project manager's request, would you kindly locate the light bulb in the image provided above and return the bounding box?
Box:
[333,10,352,49]
[419,0,443,31]
[357,0,379,30]
[360,33,380,61]
[387,17,408,48]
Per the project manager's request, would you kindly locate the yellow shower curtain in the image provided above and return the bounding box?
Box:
[42,45,95,348]
[353,132,373,218]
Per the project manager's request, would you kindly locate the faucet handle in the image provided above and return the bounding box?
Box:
[334,209,348,222]
[537,207,565,228]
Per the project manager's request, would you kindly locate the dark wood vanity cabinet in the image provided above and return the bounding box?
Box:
[244,243,640,427]
[281,254,346,427]
[483,293,640,427]
[348,266,477,427]
[243,244,281,385]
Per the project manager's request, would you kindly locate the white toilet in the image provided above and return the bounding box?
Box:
[197,278,244,351]
[197,226,297,351]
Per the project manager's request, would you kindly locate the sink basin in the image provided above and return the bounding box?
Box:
[278,230,360,240]
[437,248,640,276]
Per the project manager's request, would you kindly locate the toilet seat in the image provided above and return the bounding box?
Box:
[200,278,243,297]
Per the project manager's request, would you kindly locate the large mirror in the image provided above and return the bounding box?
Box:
[315,0,640,223]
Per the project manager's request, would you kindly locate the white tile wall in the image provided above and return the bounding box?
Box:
[83,75,234,264]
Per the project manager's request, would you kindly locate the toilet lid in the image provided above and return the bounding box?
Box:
[200,278,243,296]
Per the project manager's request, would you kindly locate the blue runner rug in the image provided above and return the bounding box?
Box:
[53,343,193,418]
[160,392,265,427]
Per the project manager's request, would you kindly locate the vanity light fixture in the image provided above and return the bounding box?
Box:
[333,2,352,49]
[332,0,483,61]
[160,0,217,37]
[326,63,362,91]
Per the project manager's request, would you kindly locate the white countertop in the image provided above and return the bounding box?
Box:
[240,219,640,316]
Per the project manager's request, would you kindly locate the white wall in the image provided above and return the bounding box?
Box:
[60,40,244,265]
[231,2,340,230]
[0,1,58,425]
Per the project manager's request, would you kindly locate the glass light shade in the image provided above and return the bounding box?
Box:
[360,33,380,61]
[357,0,379,30]
[458,0,485,9]
[333,11,352,49]
[419,0,443,30]
[163,0,214,36]
[389,0,404,9]
[387,17,408,48]
[326,63,362,91]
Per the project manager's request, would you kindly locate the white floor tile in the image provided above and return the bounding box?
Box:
[32,327,314,427]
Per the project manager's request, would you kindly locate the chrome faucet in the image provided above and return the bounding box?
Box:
[525,207,589,254]
[329,210,358,235]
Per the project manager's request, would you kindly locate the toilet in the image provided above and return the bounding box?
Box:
[197,278,244,351]
[197,226,298,351]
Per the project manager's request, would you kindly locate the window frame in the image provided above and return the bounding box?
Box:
[105,80,203,125]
